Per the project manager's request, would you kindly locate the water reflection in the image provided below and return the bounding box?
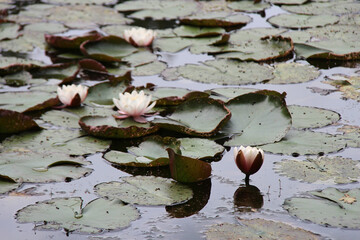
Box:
[233,184,263,213]
[166,178,211,218]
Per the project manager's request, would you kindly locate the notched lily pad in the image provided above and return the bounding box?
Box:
[152,97,231,137]
[0,109,40,134]
[79,116,159,139]
[205,220,320,240]
[95,176,193,206]
[275,156,360,184]
[178,137,224,160]
[284,188,360,229]
[16,197,139,233]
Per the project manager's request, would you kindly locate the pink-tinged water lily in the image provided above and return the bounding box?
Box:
[112,90,156,123]
[57,84,88,107]
[234,146,264,184]
[124,27,156,47]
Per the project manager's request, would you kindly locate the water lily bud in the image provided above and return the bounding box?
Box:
[112,90,156,123]
[124,27,156,47]
[234,146,264,177]
[57,84,88,107]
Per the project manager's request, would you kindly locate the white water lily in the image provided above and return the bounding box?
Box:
[234,146,264,183]
[124,27,156,47]
[57,84,88,107]
[112,90,156,123]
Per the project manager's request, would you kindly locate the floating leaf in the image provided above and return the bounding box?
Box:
[275,156,360,184]
[0,56,46,75]
[284,188,360,229]
[0,109,40,134]
[0,176,21,194]
[223,91,292,146]
[45,31,102,49]
[266,0,308,4]
[168,148,212,183]
[261,130,346,155]
[16,197,139,233]
[132,61,167,76]
[322,73,360,101]
[95,176,193,205]
[0,21,20,40]
[153,97,231,137]
[227,1,271,13]
[85,81,130,106]
[268,14,339,29]
[206,87,257,102]
[282,1,360,15]
[177,59,274,85]
[80,116,159,139]
[268,62,320,84]
[39,110,81,129]
[0,151,91,183]
[205,220,320,240]
[179,137,224,160]
[115,0,197,20]
[288,105,340,129]
[43,0,117,5]
[336,125,360,148]
[173,25,225,38]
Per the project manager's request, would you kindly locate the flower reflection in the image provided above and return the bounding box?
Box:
[233,184,263,213]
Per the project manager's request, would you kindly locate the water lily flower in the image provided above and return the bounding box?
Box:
[112,90,156,123]
[57,84,88,107]
[124,27,156,47]
[234,146,264,184]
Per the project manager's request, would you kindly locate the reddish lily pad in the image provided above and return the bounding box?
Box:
[0,109,40,134]
[167,148,211,183]
[152,97,231,137]
[45,31,102,49]
[79,116,159,139]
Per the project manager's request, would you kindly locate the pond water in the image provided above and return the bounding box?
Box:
[1,0,360,239]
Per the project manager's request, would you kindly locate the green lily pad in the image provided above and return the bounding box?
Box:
[16,197,139,233]
[81,35,137,62]
[268,14,339,29]
[223,91,292,146]
[32,63,79,80]
[85,81,130,106]
[180,11,252,28]
[0,177,21,194]
[2,129,110,156]
[177,59,274,85]
[282,1,360,15]
[0,109,40,134]
[122,50,158,67]
[0,71,39,87]
[227,1,271,13]
[153,97,231,137]
[115,0,197,20]
[206,87,257,102]
[275,156,360,184]
[43,0,117,5]
[23,22,68,34]
[261,130,347,155]
[336,125,360,148]
[268,62,320,84]
[288,105,340,129]
[39,110,81,129]
[80,116,159,139]
[266,0,308,4]
[205,220,320,240]
[284,188,360,229]
[173,25,225,37]
[168,148,212,183]
[0,151,91,183]
[0,22,20,40]
[95,176,193,205]
[132,61,167,76]
[0,56,46,75]
[178,138,224,160]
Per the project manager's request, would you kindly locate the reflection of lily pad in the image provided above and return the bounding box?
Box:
[80,116,159,139]
[268,62,320,84]
[205,220,320,240]
[153,97,231,137]
[268,14,339,29]
[16,197,139,233]
[95,176,193,206]
[288,105,340,129]
[275,156,360,184]
[261,130,346,155]
[223,91,292,146]
[284,188,360,229]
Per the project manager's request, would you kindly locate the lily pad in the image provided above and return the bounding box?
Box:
[261,130,347,155]
[132,61,167,76]
[0,151,91,183]
[39,110,82,129]
[152,97,231,137]
[115,0,197,20]
[275,156,360,184]
[266,0,308,4]
[0,71,39,87]
[0,177,21,194]
[336,125,360,148]
[282,1,360,15]
[268,62,320,84]
[81,35,137,62]
[288,105,340,129]
[43,0,117,5]
[206,87,257,102]
[227,1,271,13]
[178,138,224,160]
[205,220,320,240]
[284,188,360,229]
[0,22,20,40]
[322,73,360,101]
[168,148,212,183]
[16,197,139,233]
[85,81,130,106]
[45,31,102,49]
[80,116,159,139]
[223,91,292,146]
[95,176,193,205]
[0,109,40,134]
[177,59,274,85]
[173,25,225,38]
[0,56,46,75]
[268,14,339,29]
[32,63,79,81]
